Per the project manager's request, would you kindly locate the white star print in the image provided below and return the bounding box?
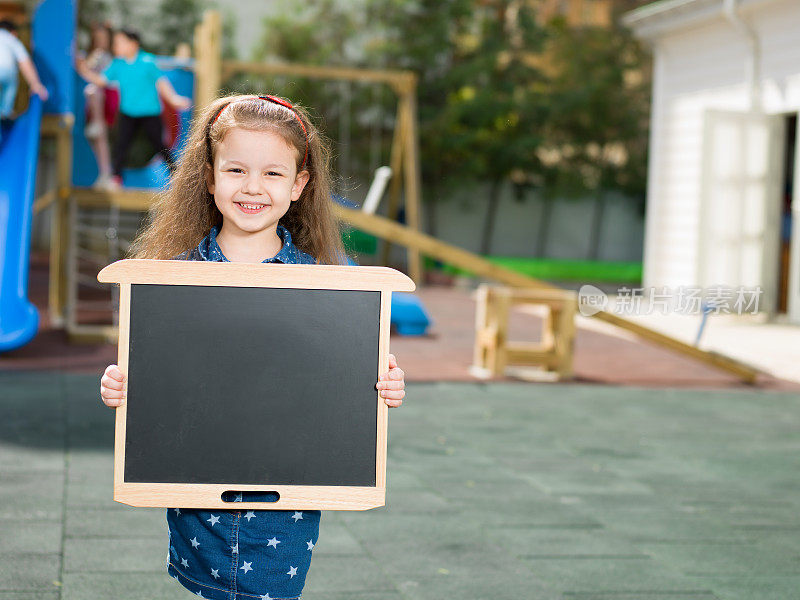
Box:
[306,540,315,551]
[190,537,200,549]
[206,515,220,526]
[210,568,219,579]
[174,508,181,516]
[231,543,239,554]
[291,511,303,522]
[259,594,272,600]
[196,591,204,597]
[240,561,253,574]
[266,537,281,548]
[235,492,243,502]
[244,511,256,521]
[181,558,189,568]
[287,566,297,578]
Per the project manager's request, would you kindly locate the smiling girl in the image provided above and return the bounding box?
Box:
[99,94,406,599]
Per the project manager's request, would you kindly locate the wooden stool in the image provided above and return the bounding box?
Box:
[471,285,577,380]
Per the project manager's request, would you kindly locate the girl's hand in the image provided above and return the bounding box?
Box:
[376,353,405,408]
[100,364,126,408]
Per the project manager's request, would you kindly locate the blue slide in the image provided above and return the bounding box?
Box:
[0,96,44,352]
[0,0,76,352]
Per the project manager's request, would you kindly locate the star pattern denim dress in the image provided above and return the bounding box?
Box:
[167,224,321,600]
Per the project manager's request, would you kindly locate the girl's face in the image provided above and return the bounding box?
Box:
[92,27,110,51]
[207,127,309,240]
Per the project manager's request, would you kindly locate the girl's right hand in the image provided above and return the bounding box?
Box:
[100,364,126,407]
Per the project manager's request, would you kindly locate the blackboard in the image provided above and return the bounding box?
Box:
[98,259,415,510]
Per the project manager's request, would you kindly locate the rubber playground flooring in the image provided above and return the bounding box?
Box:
[1,372,798,600]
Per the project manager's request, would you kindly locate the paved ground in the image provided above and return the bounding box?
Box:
[2,371,799,599]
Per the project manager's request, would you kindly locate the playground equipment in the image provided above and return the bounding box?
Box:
[20,8,430,343]
[34,8,430,343]
[63,60,194,339]
[343,255,432,335]
[471,285,577,380]
[0,0,72,351]
[21,0,194,342]
[0,96,43,351]
[362,166,393,215]
[330,205,760,383]
[9,9,759,381]
[391,292,432,336]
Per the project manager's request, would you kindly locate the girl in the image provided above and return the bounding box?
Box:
[80,22,115,188]
[99,94,406,600]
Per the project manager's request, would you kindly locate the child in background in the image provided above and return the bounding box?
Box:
[0,19,48,118]
[80,22,114,188]
[98,94,406,599]
[76,28,191,189]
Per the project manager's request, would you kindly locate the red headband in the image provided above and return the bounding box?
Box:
[209,95,309,169]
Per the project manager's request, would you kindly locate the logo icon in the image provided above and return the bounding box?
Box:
[578,284,608,316]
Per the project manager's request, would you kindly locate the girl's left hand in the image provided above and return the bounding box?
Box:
[376,353,405,408]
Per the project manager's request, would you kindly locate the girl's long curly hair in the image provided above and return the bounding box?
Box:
[128,94,344,265]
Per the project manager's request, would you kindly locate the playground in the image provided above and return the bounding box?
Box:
[1,1,800,599]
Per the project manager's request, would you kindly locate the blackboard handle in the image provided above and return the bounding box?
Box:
[98,259,416,292]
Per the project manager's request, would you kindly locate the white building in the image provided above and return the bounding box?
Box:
[623,0,800,322]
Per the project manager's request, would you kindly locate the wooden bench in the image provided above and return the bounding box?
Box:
[471,285,577,380]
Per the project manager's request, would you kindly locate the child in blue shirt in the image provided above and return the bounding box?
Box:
[99,94,406,599]
[77,28,190,188]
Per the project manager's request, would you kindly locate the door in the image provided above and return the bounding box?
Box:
[698,109,785,314]
[788,112,800,323]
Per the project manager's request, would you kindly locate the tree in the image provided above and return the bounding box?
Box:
[150,0,202,56]
[251,1,392,191]
[77,0,110,40]
[364,1,549,250]
[77,0,202,56]
[252,1,651,256]
[537,16,650,257]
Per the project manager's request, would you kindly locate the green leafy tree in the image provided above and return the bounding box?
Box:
[251,0,651,257]
[363,1,549,250]
[538,17,650,257]
[77,0,110,40]
[250,1,389,191]
[151,0,203,55]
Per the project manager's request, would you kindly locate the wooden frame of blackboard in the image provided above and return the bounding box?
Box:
[98,259,415,511]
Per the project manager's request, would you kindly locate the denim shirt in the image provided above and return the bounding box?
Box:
[182,223,317,265]
[166,223,321,600]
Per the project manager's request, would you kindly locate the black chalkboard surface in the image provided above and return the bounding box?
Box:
[98,259,415,510]
[126,284,380,487]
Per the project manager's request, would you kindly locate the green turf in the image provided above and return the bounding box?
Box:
[341,229,378,256]
[0,371,797,599]
[434,255,643,283]
[341,227,642,283]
